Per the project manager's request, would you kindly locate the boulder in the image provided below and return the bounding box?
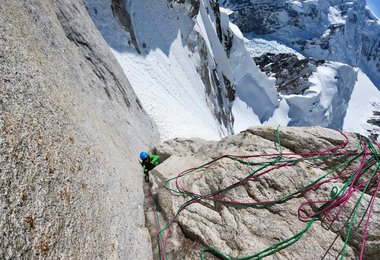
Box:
[147,126,379,259]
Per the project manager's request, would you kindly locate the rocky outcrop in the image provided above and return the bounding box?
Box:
[86,0,237,137]
[1,0,159,259]
[110,0,140,53]
[185,0,237,135]
[221,0,380,89]
[147,126,380,259]
[254,53,325,95]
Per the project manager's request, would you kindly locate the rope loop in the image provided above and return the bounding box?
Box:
[147,128,379,260]
[330,186,339,198]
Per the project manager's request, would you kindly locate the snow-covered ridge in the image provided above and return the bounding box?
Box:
[85,0,224,140]
[222,0,380,90]
[85,0,380,140]
[85,0,281,140]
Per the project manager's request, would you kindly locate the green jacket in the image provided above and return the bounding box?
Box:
[141,154,160,173]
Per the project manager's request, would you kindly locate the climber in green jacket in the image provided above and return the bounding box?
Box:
[139,151,160,182]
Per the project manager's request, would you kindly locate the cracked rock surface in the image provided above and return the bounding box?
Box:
[1,0,159,259]
[147,126,380,259]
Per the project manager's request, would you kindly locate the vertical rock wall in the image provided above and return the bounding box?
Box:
[0,0,159,259]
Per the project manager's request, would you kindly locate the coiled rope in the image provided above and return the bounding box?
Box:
[148,127,379,259]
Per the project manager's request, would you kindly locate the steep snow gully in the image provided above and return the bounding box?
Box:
[85,0,380,141]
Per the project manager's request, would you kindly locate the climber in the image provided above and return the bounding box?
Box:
[139,151,160,182]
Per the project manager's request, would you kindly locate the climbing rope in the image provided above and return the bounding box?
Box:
[147,127,379,259]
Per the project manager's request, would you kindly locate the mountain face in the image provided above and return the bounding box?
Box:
[252,53,358,130]
[84,0,380,140]
[3,1,380,259]
[148,126,380,259]
[253,51,380,138]
[85,0,280,140]
[220,0,380,89]
[219,0,380,136]
[1,0,158,259]
[254,53,326,95]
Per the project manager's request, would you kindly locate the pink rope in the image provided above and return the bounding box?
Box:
[174,135,357,206]
[298,143,369,222]
[359,182,380,260]
[157,130,374,257]
[174,149,361,207]
[162,199,200,252]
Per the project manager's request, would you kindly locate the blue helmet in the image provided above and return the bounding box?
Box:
[140,151,148,160]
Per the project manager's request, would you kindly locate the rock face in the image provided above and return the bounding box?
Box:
[147,126,380,259]
[254,53,325,95]
[1,0,159,259]
[176,0,237,135]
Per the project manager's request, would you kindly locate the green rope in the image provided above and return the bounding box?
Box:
[340,138,380,259]
[155,130,376,260]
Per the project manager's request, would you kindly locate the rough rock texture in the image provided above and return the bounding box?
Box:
[147,126,380,259]
[175,0,236,135]
[254,53,325,95]
[1,0,159,259]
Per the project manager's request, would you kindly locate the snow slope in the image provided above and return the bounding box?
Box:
[85,0,280,140]
[85,0,380,141]
[222,0,380,90]
[283,62,357,129]
[243,35,380,136]
[85,0,223,141]
[344,70,380,137]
